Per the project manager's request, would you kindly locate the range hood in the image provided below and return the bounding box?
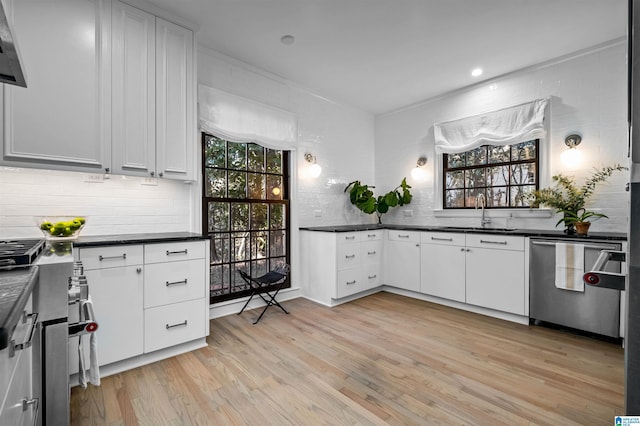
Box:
[0,1,25,87]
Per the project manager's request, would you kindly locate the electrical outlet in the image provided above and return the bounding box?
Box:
[142,177,158,186]
[84,174,104,183]
[404,209,413,217]
[313,209,322,218]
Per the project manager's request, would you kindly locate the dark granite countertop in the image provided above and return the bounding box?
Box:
[0,265,39,351]
[299,224,627,241]
[73,232,209,247]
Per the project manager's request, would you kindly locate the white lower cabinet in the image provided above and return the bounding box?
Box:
[384,230,420,292]
[72,239,208,376]
[420,232,466,302]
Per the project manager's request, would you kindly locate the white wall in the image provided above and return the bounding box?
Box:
[197,47,376,228]
[0,167,194,239]
[375,40,629,233]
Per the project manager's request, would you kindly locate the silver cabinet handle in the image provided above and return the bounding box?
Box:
[10,312,38,358]
[367,251,376,255]
[460,248,465,252]
[99,253,126,261]
[479,240,508,245]
[166,249,188,256]
[136,267,142,274]
[166,279,188,287]
[345,236,356,240]
[166,320,188,329]
[398,234,410,238]
[431,237,453,241]
[22,396,39,426]
[367,234,376,237]
[345,254,356,259]
[346,280,356,285]
[368,275,377,279]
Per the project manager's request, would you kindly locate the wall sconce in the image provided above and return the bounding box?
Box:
[561,134,583,168]
[304,152,322,178]
[410,156,428,181]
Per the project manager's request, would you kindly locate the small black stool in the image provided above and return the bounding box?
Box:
[237,263,290,324]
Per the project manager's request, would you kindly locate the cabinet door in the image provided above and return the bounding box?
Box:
[385,232,420,292]
[112,1,156,177]
[465,247,525,315]
[155,17,194,180]
[85,265,144,366]
[421,243,466,302]
[2,0,111,172]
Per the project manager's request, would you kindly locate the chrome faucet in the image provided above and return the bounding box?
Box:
[475,193,491,228]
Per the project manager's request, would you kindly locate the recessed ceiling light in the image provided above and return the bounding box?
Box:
[471,68,483,77]
[280,35,295,45]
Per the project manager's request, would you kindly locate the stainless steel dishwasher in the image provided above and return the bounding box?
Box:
[529,238,623,338]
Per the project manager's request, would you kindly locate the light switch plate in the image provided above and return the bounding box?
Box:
[404,209,413,217]
[142,177,158,186]
[84,174,104,183]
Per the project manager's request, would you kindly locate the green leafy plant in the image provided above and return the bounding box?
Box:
[529,164,627,231]
[344,178,412,223]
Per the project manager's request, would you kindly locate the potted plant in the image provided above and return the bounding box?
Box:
[344,178,412,224]
[529,164,627,234]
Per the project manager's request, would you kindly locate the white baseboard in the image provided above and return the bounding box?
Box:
[208,287,302,319]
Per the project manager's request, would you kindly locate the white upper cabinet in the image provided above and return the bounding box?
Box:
[1,0,111,172]
[155,17,194,180]
[1,0,195,180]
[111,1,156,177]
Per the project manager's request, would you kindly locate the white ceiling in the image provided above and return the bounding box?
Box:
[144,0,627,115]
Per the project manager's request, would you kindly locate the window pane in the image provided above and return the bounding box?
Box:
[270,230,286,256]
[232,262,250,291]
[248,144,265,172]
[267,175,283,200]
[251,203,268,230]
[511,163,536,185]
[231,232,249,262]
[270,204,284,229]
[465,188,485,208]
[447,153,465,168]
[465,168,486,187]
[250,259,268,280]
[248,173,265,199]
[207,202,229,232]
[445,189,464,208]
[205,135,226,167]
[466,146,487,166]
[487,166,509,186]
[228,171,247,198]
[446,171,465,189]
[205,168,226,197]
[210,235,230,264]
[251,231,268,259]
[488,145,511,164]
[511,185,536,207]
[512,140,537,161]
[487,187,508,207]
[210,264,229,296]
[266,149,282,173]
[230,203,249,231]
[228,142,246,170]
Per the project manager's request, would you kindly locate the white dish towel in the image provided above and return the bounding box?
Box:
[555,242,585,292]
[78,297,101,388]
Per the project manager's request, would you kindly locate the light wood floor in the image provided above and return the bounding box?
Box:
[70,292,624,425]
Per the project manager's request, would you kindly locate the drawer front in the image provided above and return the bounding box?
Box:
[465,234,524,251]
[0,345,33,425]
[362,240,383,264]
[337,242,362,270]
[388,230,420,243]
[337,232,361,244]
[79,245,144,270]
[421,231,465,246]
[144,299,206,353]
[0,297,33,408]
[144,260,206,308]
[336,268,362,298]
[145,241,206,264]
[360,230,383,241]
[362,263,382,289]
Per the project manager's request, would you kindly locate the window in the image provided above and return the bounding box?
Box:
[443,139,539,209]
[202,134,290,304]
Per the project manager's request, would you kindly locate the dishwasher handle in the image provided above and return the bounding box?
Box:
[583,250,626,291]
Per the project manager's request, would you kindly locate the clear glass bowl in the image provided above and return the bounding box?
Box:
[35,216,86,240]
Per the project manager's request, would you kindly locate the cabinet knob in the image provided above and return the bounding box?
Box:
[136,267,142,274]
[150,171,155,177]
[159,172,164,177]
[105,167,110,173]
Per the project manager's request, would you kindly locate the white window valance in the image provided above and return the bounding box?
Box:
[198,84,298,151]
[434,98,548,154]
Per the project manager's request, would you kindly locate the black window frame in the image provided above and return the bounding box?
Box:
[201,133,291,304]
[442,139,540,209]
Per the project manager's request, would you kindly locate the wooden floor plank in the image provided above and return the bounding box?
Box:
[71,292,624,425]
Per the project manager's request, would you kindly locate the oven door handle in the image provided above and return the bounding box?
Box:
[10,311,38,358]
